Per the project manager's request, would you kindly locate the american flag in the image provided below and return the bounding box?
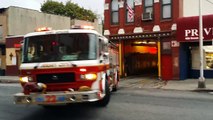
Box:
[127,3,134,21]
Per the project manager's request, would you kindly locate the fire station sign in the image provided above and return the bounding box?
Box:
[177,15,213,42]
[171,41,179,47]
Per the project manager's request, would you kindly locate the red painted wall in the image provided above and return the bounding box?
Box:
[104,0,181,34]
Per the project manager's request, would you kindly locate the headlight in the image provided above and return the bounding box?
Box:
[20,76,33,83]
[80,73,97,80]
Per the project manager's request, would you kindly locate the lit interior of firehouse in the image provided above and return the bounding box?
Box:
[123,40,158,77]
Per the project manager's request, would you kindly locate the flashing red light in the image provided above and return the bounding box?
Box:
[51,41,58,46]
[35,27,52,32]
[14,44,21,48]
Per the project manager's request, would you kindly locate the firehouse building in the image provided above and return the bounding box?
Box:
[104,0,179,80]
[104,0,213,80]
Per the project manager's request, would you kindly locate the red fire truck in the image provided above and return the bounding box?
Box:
[13,26,119,107]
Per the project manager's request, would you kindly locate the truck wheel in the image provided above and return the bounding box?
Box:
[96,80,110,107]
[112,83,118,92]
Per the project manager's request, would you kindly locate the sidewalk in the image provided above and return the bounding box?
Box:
[162,79,213,91]
[0,76,19,83]
[1,75,213,92]
[119,76,213,92]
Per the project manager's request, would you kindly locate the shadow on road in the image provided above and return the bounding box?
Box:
[17,103,106,120]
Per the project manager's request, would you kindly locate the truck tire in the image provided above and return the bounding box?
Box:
[112,83,118,92]
[96,80,110,107]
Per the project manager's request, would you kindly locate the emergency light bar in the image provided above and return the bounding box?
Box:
[71,25,94,30]
[35,27,52,32]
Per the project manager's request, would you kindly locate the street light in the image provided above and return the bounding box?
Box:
[198,0,206,88]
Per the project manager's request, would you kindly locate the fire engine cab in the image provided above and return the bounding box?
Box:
[13,26,119,107]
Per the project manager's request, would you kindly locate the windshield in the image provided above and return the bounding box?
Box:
[22,33,97,63]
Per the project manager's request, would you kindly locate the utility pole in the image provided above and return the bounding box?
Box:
[198,0,206,88]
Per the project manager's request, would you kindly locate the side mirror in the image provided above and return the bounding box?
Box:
[103,52,109,59]
[100,52,109,63]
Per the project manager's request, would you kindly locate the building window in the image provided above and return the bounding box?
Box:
[111,0,119,25]
[144,0,153,14]
[205,46,213,69]
[126,0,134,23]
[162,41,171,54]
[191,46,213,70]
[161,0,172,19]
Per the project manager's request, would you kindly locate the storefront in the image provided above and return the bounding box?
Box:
[177,15,213,79]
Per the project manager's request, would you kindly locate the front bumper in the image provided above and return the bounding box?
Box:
[14,90,104,105]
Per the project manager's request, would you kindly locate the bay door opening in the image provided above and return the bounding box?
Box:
[124,40,158,78]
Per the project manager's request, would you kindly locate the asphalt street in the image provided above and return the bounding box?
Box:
[1,83,213,120]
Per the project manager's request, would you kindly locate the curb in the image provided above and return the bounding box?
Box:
[192,88,213,92]
[157,87,213,92]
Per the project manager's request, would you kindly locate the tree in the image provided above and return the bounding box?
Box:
[41,0,97,22]
[40,1,65,15]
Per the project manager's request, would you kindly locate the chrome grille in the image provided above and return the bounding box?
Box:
[37,73,75,83]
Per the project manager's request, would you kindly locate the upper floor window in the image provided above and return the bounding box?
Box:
[161,0,172,19]
[111,0,119,25]
[144,0,154,14]
[126,0,134,23]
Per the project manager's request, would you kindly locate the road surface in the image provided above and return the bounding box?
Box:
[1,83,213,120]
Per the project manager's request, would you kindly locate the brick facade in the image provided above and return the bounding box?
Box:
[104,0,182,80]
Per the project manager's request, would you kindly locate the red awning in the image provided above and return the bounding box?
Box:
[177,14,213,42]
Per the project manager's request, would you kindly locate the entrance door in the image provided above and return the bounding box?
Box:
[161,55,173,80]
